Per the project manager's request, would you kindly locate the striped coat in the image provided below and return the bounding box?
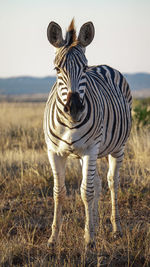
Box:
[44,19,132,249]
[44,65,132,158]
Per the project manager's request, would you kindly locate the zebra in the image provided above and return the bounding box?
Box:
[44,19,132,249]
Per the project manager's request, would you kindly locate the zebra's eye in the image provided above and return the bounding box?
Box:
[54,67,61,74]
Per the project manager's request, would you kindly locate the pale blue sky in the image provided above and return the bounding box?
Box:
[0,0,150,77]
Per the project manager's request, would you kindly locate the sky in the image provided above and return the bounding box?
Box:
[0,0,150,77]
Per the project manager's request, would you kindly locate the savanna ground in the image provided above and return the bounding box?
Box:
[0,98,150,266]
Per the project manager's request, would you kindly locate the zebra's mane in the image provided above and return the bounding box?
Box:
[65,19,78,47]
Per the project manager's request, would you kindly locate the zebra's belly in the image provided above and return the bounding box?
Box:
[46,115,131,158]
[46,135,84,157]
[46,130,99,158]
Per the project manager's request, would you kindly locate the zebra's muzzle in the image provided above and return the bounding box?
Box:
[64,92,84,121]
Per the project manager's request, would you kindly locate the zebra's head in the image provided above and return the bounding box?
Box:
[47,19,95,121]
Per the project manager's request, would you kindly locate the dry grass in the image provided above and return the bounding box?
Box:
[0,102,150,266]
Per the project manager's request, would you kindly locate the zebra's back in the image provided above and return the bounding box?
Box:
[87,65,132,108]
[85,65,132,157]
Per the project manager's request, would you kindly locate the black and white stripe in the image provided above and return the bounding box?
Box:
[44,19,132,248]
[44,63,132,157]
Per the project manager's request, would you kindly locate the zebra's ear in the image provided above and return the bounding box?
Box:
[78,22,95,47]
[47,22,64,48]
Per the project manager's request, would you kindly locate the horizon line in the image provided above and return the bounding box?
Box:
[1,71,150,79]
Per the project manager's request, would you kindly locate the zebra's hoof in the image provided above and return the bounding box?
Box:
[47,241,56,249]
[85,241,96,251]
[113,231,123,240]
[85,241,97,264]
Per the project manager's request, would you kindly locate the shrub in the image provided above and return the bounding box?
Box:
[133,100,150,129]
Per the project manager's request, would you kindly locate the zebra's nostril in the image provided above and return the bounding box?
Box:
[81,104,85,111]
[64,105,69,112]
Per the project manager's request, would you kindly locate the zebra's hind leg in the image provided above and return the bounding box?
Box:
[107,149,124,237]
[47,150,67,248]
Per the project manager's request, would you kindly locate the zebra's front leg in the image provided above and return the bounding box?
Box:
[93,168,101,230]
[80,152,98,248]
[107,152,124,237]
[47,150,67,247]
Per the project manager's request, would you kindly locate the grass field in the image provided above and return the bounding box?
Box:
[0,101,150,266]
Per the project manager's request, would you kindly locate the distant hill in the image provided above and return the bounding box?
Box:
[0,76,56,95]
[124,73,150,91]
[0,73,150,96]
